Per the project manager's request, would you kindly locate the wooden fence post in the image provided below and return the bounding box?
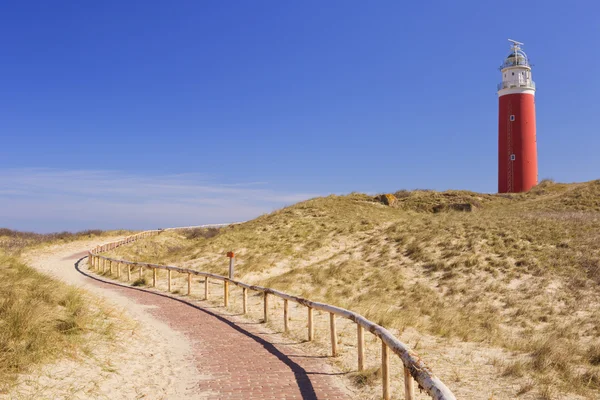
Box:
[205,277,209,299]
[357,324,365,371]
[382,341,390,400]
[242,288,247,314]
[308,307,314,341]
[330,313,337,357]
[404,367,415,400]
[284,299,289,333]
[116,262,121,279]
[167,270,171,292]
[224,281,229,307]
[153,268,157,287]
[187,273,191,295]
[139,265,143,280]
[263,293,269,323]
[227,252,235,279]
[127,264,131,281]
[109,260,113,275]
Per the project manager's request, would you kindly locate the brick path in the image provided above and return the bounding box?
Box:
[74,257,353,400]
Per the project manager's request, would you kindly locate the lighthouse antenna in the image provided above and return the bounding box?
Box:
[508,39,524,48]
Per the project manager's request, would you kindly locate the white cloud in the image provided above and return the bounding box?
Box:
[0,168,319,232]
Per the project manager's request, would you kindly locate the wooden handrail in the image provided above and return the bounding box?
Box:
[88,229,457,400]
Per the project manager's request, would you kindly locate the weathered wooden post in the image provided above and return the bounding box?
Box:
[116,261,121,279]
[263,292,269,323]
[357,324,365,371]
[404,367,415,400]
[242,287,247,314]
[382,341,390,400]
[308,307,314,341]
[109,260,113,275]
[205,277,209,299]
[330,313,338,357]
[88,253,92,269]
[227,251,235,279]
[153,268,157,287]
[224,281,229,307]
[284,299,289,333]
[127,264,131,281]
[167,270,172,292]
[187,273,191,295]
[139,265,143,280]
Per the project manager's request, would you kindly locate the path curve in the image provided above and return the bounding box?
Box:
[21,238,199,399]
[77,258,354,399]
[27,239,355,399]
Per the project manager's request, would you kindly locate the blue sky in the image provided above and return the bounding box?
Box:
[1,1,599,232]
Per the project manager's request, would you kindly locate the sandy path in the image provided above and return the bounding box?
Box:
[15,238,201,399]
[17,238,355,399]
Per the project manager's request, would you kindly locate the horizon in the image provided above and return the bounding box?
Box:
[2,176,596,234]
[2,1,599,232]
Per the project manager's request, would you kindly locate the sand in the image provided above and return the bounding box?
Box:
[7,238,203,400]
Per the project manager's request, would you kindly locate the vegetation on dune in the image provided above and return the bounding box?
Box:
[0,228,131,256]
[107,179,600,398]
[0,230,120,391]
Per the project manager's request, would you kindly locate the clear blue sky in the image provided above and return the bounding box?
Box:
[1,1,599,232]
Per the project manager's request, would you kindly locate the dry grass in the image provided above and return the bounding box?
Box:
[0,253,116,392]
[0,229,127,392]
[106,179,600,398]
[0,228,131,256]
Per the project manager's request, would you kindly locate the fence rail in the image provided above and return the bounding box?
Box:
[88,229,457,400]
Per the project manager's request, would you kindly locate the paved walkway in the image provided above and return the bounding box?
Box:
[73,255,353,400]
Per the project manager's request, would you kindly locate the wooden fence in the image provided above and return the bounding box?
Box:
[88,229,457,400]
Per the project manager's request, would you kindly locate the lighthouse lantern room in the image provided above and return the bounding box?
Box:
[497,39,538,193]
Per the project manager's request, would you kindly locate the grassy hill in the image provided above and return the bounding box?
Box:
[107,179,600,399]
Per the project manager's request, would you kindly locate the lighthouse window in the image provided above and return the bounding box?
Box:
[510,115,515,121]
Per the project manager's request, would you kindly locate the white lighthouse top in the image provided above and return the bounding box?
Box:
[501,39,531,70]
[498,39,535,96]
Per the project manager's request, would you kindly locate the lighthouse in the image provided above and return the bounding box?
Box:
[497,39,538,193]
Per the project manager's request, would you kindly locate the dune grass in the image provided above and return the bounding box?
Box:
[106,179,600,398]
[0,228,132,257]
[0,229,122,392]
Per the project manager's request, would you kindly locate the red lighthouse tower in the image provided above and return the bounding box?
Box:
[498,39,538,193]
